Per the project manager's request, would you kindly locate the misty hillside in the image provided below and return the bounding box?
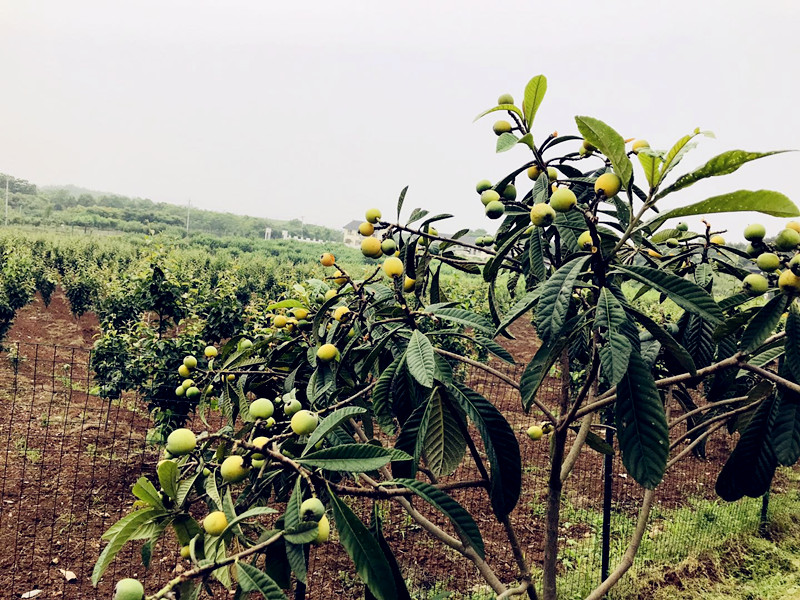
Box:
[0,173,342,241]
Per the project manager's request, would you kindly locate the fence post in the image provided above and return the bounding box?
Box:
[601,407,614,584]
[759,488,771,537]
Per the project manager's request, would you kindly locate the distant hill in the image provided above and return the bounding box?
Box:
[1,173,342,241]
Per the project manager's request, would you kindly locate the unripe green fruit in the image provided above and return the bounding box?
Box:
[746,243,761,257]
[175,386,185,397]
[180,545,191,559]
[264,417,276,428]
[497,93,514,105]
[485,200,505,219]
[284,399,302,416]
[577,231,593,251]
[493,120,512,135]
[550,188,577,212]
[314,514,330,544]
[527,425,544,441]
[250,398,274,419]
[547,167,559,181]
[676,222,688,232]
[381,239,397,255]
[365,208,382,224]
[220,455,250,483]
[300,497,326,522]
[775,228,800,251]
[185,386,201,400]
[251,436,269,460]
[114,578,144,600]
[790,254,800,275]
[178,364,190,378]
[666,238,680,248]
[757,252,781,272]
[530,203,556,227]
[582,140,597,153]
[203,511,228,536]
[291,410,319,435]
[742,273,769,296]
[204,345,218,358]
[594,173,622,198]
[779,269,800,295]
[743,224,766,242]
[166,428,196,456]
[182,379,194,390]
[317,343,338,363]
[526,165,541,180]
[183,356,198,369]
[480,189,500,206]
[501,184,517,200]
[476,179,492,194]
[238,338,253,350]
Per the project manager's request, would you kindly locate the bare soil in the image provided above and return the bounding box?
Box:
[0,292,757,599]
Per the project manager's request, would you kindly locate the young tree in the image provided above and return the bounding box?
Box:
[95,74,800,600]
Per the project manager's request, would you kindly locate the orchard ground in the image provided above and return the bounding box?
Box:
[0,288,798,599]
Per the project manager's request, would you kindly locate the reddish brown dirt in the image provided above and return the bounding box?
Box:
[0,296,759,599]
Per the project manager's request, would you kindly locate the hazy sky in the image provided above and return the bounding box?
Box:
[2,1,799,236]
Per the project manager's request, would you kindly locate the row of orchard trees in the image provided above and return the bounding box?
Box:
[95,74,800,600]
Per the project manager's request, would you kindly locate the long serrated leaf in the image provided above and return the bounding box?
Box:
[406,330,435,388]
[421,390,466,477]
[474,335,516,364]
[495,288,541,337]
[396,186,408,220]
[614,264,722,324]
[625,305,697,376]
[740,294,788,354]
[388,478,485,557]
[638,150,662,189]
[92,508,161,585]
[528,227,547,283]
[301,406,366,456]
[205,473,222,511]
[297,444,408,472]
[101,506,161,541]
[157,460,178,501]
[575,115,633,187]
[372,357,400,434]
[535,256,590,344]
[496,132,521,153]
[646,190,799,232]
[425,307,495,336]
[658,130,713,184]
[449,382,521,517]
[785,303,800,382]
[523,74,547,128]
[328,489,398,600]
[615,351,668,489]
[284,477,307,583]
[594,288,632,385]
[367,505,413,600]
[236,561,288,600]
[773,380,800,466]
[473,103,525,123]
[656,150,790,200]
[131,477,164,510]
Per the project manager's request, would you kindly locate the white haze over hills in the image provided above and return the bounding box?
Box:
[1,0,799,237]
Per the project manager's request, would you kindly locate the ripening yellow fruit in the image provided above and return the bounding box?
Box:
[779,269,800,295]
[527,425,544,441]
[530,203,556,227]
[332,270,348,286]
[550,188,577,212]
[273,314,288,328]
[594,173,622,198]
[358,222,375,236]
[317,343,338,363]
[547,167,559,181]
[203,511,228,536]
[320,252,336,267]
[403,276,416,293]
[204,345,218,358]
[178,364,191,378]
[709,235,725,246]
[631,139,650,154]
[383,257,404,278]
[292,307,309,320]
[361,237,382,257]
[220,455,250,483]
[324,289,337,301]
[526,165,541,180]
[577,231,593,251]
[314,514,330,544]
[166,428,196,456]
[333,306,351,321]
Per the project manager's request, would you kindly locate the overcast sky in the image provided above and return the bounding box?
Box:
[1,1,798,236]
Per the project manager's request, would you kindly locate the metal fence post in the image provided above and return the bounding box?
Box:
[601,407,614,584]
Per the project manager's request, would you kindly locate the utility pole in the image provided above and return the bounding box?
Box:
[4,176,8,226]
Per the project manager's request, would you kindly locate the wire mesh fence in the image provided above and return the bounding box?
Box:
[0,342,782,599]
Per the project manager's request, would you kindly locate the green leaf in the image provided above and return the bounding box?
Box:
[405,330,436,388]
[496,132,521,153]
[773,381,800,467]
[528,227,547,284]
[266,299,304,311]
[523,74,547,129]
[204,473,223,511]
[575,115,633,187]
[387,478,485,558]
[658,130,713,184]
[210,506,278,546]
[157,459,178,501]
[474,335,515,364]
[302,406,366,456]
[92,507,162,585]
[473,103,525,123]
[367,505,413,600]
[615,351,669,489]
[283,478,307,583]
[625,305,697,376]
[372,357,400,434]
[594,288,632,386]
[396,186,408,220]
[645,190,800,232]
[425,307,495,336]
[716,391,778,500]
[614,264,722,324]
[421,390,466,477]
[175,471,201,508]
[656,150,791,199]
[583,430,615,456]
[236,561,288,600]
[740,294,788,354]
[785,303,800,382]
[449,382,521,517]
[101,505,161,542]
[495,288,541,337]
[328,489,398,600]
[638,150,663,189]
[131,477,164,510]
[535,256,590,345]
[297,444,408,472]
[283,521,320,545]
